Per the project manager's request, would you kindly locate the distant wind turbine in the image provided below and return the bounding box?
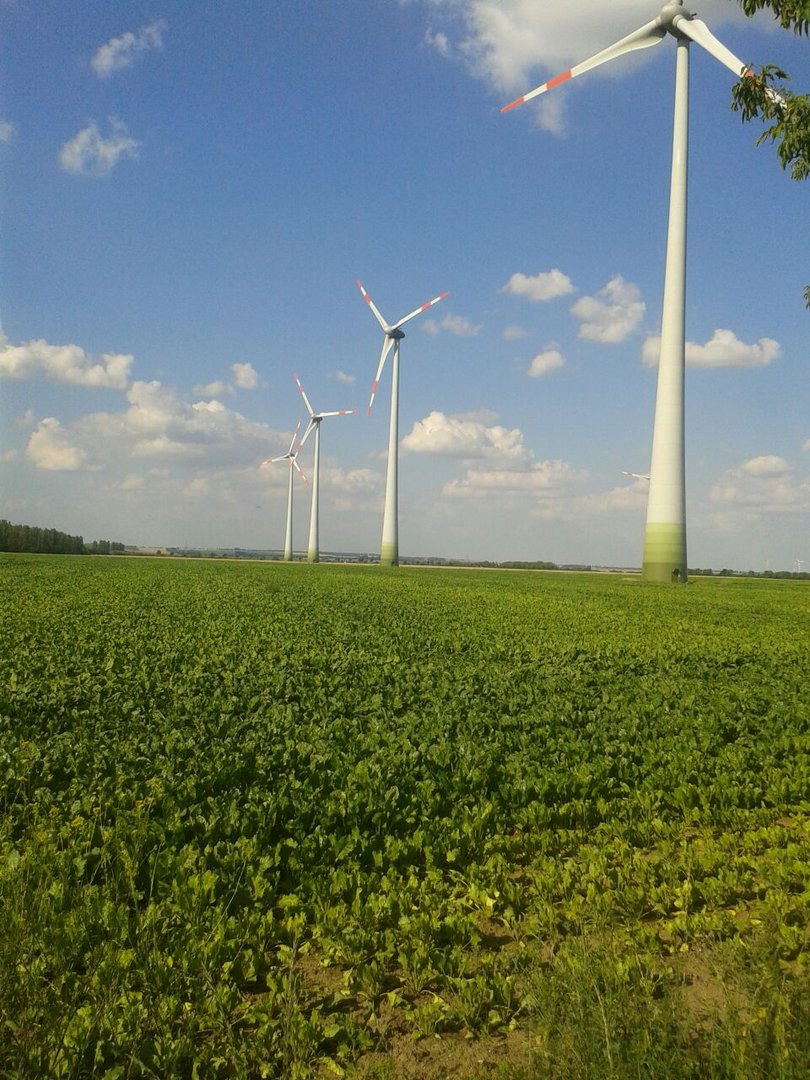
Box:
[263,421,304,562]
[356,279,448,567]
[502,1,776,584]
[294,373,357,563]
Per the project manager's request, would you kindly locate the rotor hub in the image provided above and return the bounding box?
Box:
[659,0,686,29]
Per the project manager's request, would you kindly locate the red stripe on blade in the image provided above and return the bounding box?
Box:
[500,95,525,113]
[547,70,572,90]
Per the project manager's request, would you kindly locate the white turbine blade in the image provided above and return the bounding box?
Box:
[292,456,307,483]
[673,16,748,79]
[367,335,395,416]
[675,15,784,107]
[356,279,390,331]
[501,17,666,112]
[285,419,302,456]
[621,470,650,480]
[318,409,357,419]
[298,418,317,449]
[293,374,315,418]
[391,290,449,331]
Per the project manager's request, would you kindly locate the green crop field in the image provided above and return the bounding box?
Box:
[2,555,809,1079]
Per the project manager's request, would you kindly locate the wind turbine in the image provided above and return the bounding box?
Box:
[621,470,651,481]
[263,421,304,562]
[294,373,357,563]
[356,279,448,567]
[502,1,772,583]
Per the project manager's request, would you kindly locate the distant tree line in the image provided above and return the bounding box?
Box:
[0,520,125,556]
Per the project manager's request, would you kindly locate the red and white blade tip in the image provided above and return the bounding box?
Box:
[392,290,450,331]
[501,71,571,112]
[501,18,665,113]
[367,380,380,417]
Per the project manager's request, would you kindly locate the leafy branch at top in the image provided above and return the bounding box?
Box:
[737,0,810,35]
[733,2,810,305]
[731,65,810,181]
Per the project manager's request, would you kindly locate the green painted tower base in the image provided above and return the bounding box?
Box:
[642,522,687,584]
[379,540,398,568]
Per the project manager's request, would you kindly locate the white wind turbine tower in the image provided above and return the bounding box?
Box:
[356,279,448,567]
[294,373,357,563]
[502,1,775,583]
[263,421,304,562]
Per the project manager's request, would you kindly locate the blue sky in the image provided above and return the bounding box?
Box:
[1,0,807,569]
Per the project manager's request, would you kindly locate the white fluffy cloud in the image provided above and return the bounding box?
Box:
[0,119,14,144]
[424,27,451,57]
[740,455,790,478]
[26,419,87,471]
[324,466,381,493]
[91,20,166,78]
[59,119,139,177]
[193,380,234,399]
[443,459,588,500]
[642,329,781,369]
[231,362,260,389]
[527,348,564,377]
[571,276,645,343]
[402,409,532,464]
[503,325,529,341]
[132,435,204,459]
[0,331,133,388]
[423,313,482,336]
[47,380,283,475]
[194,363,261,398]
[502,268,574,302]
[577,479,649,514]
[710,455,809,512]
[333,370,356,385]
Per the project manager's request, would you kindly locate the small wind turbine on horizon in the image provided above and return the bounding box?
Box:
[294,373,357,563]
[263,421,305,562]
[502,1,778,584]
[356,279,448,567]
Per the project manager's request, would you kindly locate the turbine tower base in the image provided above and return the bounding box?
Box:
[379,540,398,568]
[642,522,687,583]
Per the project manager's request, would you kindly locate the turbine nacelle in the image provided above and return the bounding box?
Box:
[387,327,406,341]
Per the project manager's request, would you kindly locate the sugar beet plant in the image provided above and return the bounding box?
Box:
[1,555,809,1077]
